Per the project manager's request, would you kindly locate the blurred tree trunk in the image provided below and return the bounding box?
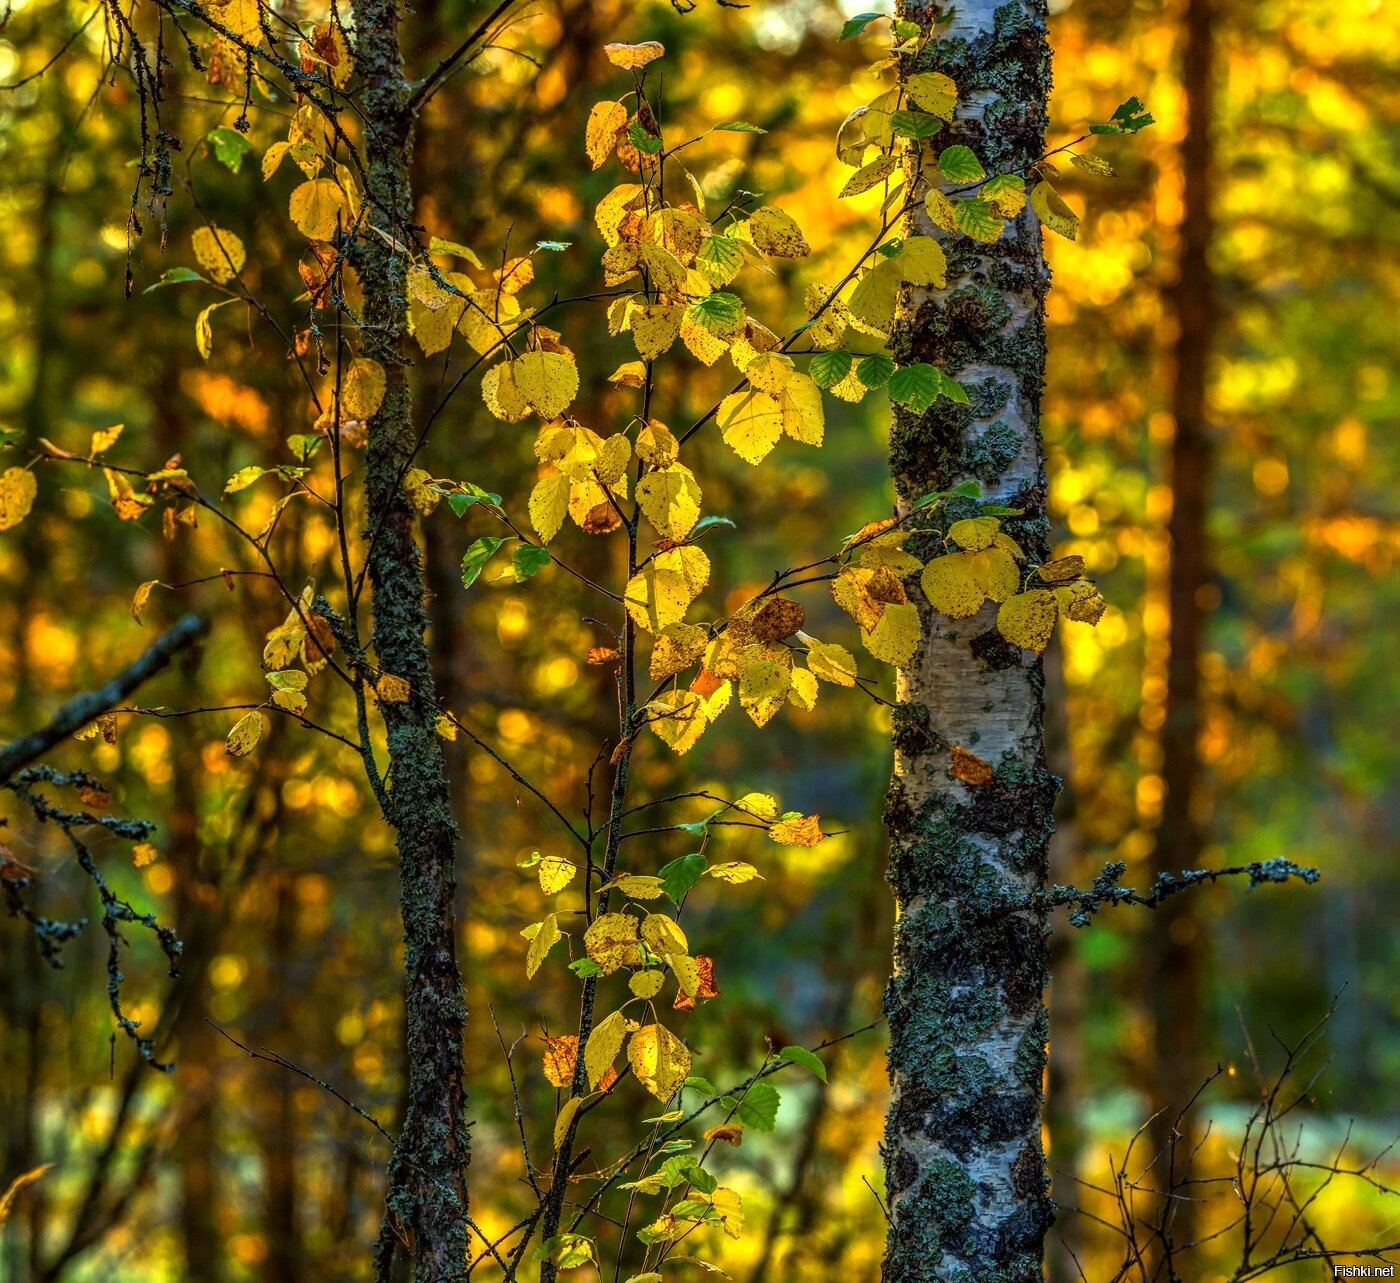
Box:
[351,5,470,1279]
[1044,648,1087,1283]
[882,3,1056,1280]
[1149,0,1216,1249]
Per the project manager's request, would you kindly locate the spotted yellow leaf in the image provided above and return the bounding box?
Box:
[191,226,246,284]
[341,357,386,420]
[225,711,264,757]
[997,588,1059,653]
[718,390,783,465]
[526,912,562,979]
[861,600,921,666]
[0,469,37,531]
[586,1010,627,1088]
[584,913,641,975]
[288,178,347,240]
[628,1023,691,1101]
[539,855,577,896]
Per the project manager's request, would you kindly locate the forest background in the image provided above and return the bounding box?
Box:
[1,0,1398,1279]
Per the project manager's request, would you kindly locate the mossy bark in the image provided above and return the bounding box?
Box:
[882,4,1055,1280]
[351,5,470,1280]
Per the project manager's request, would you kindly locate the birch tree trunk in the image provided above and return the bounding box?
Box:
[882,3,1056,1279]
[350,6,471,1279]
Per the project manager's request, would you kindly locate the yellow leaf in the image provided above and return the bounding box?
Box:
[1031,181,1079,241]
[0,1166,52,1231]
[862,600,921,665]
[614,875,665,900]
[132,842,159,869]
[647,689,708,755]
[596,435,632,486]
[718,390,783,465]
[629,970,666,999]
[220,0,264,45]
[435,713,458,740]
[130,579,161,624]
[703,1124,743,1147]
[641,913,688,957]
[679,314,729,366]
[734,792,778,820]
[839,154,898,198]
[788,666,819,710]
[586,100,628,169]
[377,673,411,703]
[225,712,264,757]
[905,71,957,118]
[539,854,577,896]
[970,547,1022,603]
[632,304,684,361]
[482,360,532,423]
[806,639,858,687]
[745,207,810,258]
[736,643,792,727]
[596,184,645,247]
[668,952,699,999]
[628,1023,691,1101]
[1037,555,1086,583]
[650,623,709,682]
[624,546,710,632]
[529,472,571,544]
[586,1010,628,1087]
[289,178,348,240]
[921,554,986,619]
[191,226,246,284]
[778,372,825,445]
[584,913,640,975]
[554,1094,584,1151]
[403,468,441,516]
[637,464,702,541]
[526,912,562,979]
[948,516,1000,551]
[635,420,678,466]
[847,260,901,334]
[609,360,647,389]
[514,350,580,420]
[195,304,217,360]
[768,814,825,847]
[342,357,386,420]
[604,40,665,68]
[896,236,947,288]
[1056,579,1107,625]
[706,862,761,884]
[997,588,1060,653]
[831,567,886,631]
[0,468,36,531]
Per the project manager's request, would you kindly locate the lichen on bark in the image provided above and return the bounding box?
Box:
[350,4,471,1279]
[881,3,1057,1280]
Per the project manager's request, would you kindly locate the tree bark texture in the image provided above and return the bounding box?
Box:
[350,6,470,1279]
[882,4,1056,1280]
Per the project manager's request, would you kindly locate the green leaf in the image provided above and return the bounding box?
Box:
[144,267,206,293]
[659,853,708,903]
[887,363,968,412]
[952,479,983,498]
[206,126,253,174]
[938,144,986,184]
[981,504,1024,516]
[660,1154,718,1193]
[695,235,746,287]
[534,1235,596,1270]
[855,353,895,388]
[628,121,664,156]
[809,350,853,389]
[1091,96,1154,135]
[461,536,505,589]
[447,483,503,516]
[687,292,745,336]
[688,515,736,539]
[512,544,551,582]
[684,1075,718,1095]
[779,1046,828,1082]
[952,198,1003,243]
[569,958,604,979]
[536,240,571,251]
[735,1081,781,1132]
[286,433,322,462]
[890,110,943,141]
[840,11,885,39]
[712,121,766,134]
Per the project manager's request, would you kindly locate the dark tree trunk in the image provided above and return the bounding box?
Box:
[349,6,470,1279]
[882,3,1056,1280]
[1149,0,1215,1247]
